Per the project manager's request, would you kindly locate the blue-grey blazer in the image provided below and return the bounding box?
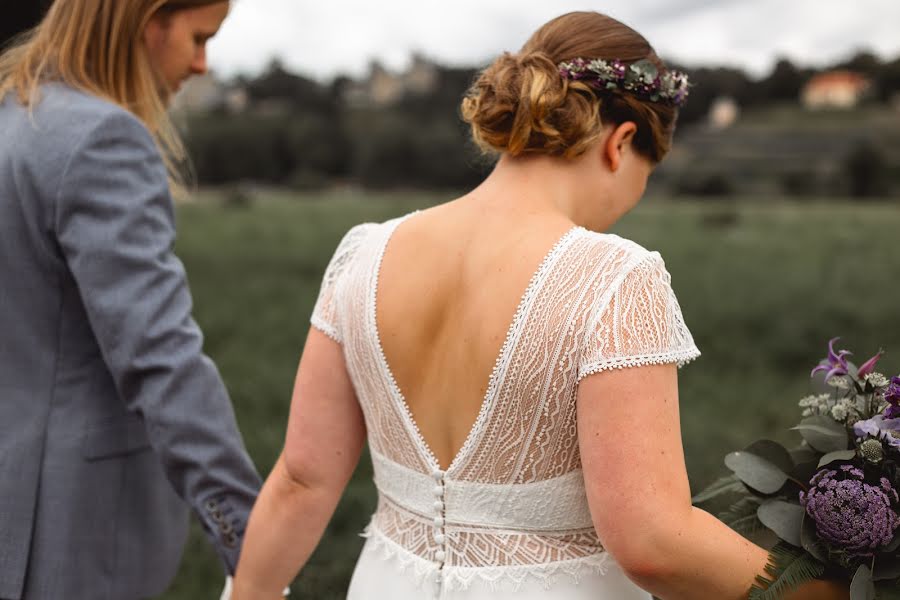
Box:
[0,83,262,599]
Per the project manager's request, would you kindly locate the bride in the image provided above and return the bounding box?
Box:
[231,11,848,600]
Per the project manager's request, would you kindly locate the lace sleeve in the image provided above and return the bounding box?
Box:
[310,223,372,344]
[578,251,700,381]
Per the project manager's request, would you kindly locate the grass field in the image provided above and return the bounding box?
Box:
[162,189,900,598]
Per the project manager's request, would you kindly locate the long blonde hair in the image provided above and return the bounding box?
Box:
[0,0,227,187]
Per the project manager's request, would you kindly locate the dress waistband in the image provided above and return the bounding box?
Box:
[370,448,595,531]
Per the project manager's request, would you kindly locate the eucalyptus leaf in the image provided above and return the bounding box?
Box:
[800,516,826,562]
[792,415,850,453]
[850,564,875,600]
[757,500,805,547]
[725,451,789,494]
[790,446,819,465]
[745,440,795,473]
[886,530,900,553]
[692,474,746,504]
[818,449,858,468]
[790,459,819,488]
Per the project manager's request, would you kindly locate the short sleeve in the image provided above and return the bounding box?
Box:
[578,252,700,380]
[310,223,372,343]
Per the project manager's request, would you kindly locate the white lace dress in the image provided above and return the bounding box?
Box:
[310,214,700,600]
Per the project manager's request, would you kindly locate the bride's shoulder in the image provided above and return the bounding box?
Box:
[573,228,663,273]
[337,211,416,247]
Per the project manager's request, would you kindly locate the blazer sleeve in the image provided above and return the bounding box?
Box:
[53,109,262,574]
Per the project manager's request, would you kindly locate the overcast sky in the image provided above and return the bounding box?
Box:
[207,0,900,81]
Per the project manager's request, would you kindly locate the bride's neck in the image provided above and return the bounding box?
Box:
[466,153,619,232]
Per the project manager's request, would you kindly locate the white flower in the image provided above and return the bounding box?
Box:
[828,376,852,389]
[866,373,889,388]
[832,405,849,421]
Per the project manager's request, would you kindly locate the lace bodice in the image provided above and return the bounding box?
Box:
[310,214,700,593]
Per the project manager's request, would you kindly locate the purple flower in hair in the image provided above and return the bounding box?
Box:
[811,337,852,381]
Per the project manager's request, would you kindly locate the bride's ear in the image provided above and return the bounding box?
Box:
[603,122,638,173]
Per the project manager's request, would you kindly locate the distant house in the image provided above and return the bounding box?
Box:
[801,70,871,109]
[343,54,439,108]
[172,73,248,114]
[708,96,740,129]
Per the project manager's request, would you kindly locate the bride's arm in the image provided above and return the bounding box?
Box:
[231,328,366,600]
[577,363,848,600]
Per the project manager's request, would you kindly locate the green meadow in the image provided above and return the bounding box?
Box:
[162,190,900,599]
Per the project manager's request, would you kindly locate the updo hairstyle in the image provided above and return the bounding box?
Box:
[461,12,679,163]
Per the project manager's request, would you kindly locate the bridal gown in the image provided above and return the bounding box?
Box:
[310,214,700,600]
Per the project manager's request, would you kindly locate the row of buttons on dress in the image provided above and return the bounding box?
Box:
[431,467,447,582]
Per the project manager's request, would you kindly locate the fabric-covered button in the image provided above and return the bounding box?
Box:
[434,532,446,545]
[433,516,444,528]
[433,500,444,512]
[432,485,444,498]
[435,550,446,563]
[431,469,444,481]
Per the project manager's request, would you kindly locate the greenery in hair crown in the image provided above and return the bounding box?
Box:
[557,57,690,107]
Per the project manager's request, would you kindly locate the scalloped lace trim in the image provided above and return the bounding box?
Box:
[361,524,613,593]
[577,347,701,382]
[310,314,341,344]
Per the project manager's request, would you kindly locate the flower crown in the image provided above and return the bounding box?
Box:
[557,57,690,107]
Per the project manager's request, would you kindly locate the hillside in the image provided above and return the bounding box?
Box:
[657,103,900,197]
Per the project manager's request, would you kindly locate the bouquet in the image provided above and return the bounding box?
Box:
[694,338,900,599]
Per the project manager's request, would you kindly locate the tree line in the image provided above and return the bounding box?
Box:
[182,53,900,195]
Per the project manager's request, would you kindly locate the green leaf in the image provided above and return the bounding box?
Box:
[792,415,850,453]
[791,458,820,488]
[886,530,900,553]
[800,516,827,562]
[748,542,826,600]
[723,440,794,495]
[819,449,858,467]
[851,564,875,600]
[757,500,805,547]
[790,446,819,465]
[746,440,795,473]
[692,474,746,504]
[721,496,765,537]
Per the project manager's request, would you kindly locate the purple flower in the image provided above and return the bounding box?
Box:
[811,337,852,381]
[884,377,900,419]
[857,350,884,378]
[854,415,900,449]
[800,466,900,558]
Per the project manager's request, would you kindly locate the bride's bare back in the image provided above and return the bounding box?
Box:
[376,200,575,469]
